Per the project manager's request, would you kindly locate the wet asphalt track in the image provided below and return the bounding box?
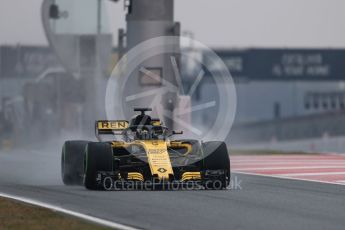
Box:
[1,149,345,230]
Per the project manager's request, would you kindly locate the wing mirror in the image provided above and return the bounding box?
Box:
[172,131,183,135]
[168,130,183,138]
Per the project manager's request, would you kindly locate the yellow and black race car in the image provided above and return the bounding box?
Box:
[61,108,230,190]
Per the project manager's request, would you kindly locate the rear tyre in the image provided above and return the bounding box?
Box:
[202,141,230,190]
[84,142,113,190]
[61,141,89,185]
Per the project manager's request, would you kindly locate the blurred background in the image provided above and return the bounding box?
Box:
[1,0,345,153]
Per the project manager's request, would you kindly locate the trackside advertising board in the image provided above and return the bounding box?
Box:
[212,49,345,81]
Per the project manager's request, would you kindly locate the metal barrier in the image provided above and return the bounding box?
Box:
[230,111,345,144]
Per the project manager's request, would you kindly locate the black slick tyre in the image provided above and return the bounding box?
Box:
[202,141,230,190]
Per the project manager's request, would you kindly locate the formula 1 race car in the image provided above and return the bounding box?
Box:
[61,108,230,190]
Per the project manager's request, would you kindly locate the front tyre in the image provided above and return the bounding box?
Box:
[61,141,89,185]
[202,141,230,190]
[84,142,113,190]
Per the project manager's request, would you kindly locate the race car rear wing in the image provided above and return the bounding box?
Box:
[95,120,129,137]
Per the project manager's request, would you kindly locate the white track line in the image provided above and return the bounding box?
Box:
[0,192,139,230]
[231,160,345,163]
[233,166,345,171]
[276,172,345,177]
[232,162,345,166]
[233,171,345,186]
